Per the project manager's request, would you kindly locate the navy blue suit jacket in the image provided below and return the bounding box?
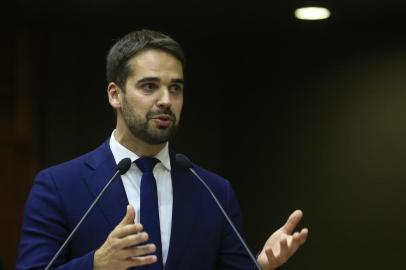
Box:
[17,141,254,269]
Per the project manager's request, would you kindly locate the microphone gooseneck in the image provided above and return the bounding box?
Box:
[44,157,132,270]
[175,153,263,270]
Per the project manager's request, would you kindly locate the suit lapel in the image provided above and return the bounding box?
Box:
[83,141,129,230]
[83,143,199,268]
[164,154,199,270]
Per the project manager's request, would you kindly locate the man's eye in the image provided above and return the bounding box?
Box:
[170,84,183,92]
[142,83,158,91]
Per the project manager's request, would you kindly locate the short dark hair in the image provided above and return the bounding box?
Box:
[106,29,185,90]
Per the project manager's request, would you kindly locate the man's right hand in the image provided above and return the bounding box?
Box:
[94,205,157,270]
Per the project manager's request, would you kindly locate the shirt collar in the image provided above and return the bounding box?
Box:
[109,130,171,171]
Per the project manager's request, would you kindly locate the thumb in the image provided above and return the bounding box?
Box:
[120,204,136,225]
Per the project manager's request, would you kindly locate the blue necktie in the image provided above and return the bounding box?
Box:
[135,157,163,270]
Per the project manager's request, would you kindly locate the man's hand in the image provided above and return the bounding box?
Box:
[94,205,157,270]
[257,210,309,270]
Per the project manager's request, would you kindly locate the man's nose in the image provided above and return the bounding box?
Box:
[156,88,171,108]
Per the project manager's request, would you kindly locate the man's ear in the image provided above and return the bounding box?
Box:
[107,82,122,109]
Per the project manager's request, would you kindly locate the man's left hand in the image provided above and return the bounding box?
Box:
[257,210,309,270]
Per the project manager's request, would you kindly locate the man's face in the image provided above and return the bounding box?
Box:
[119,49,184,145]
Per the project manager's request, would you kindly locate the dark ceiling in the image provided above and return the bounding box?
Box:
[4,0,406,30]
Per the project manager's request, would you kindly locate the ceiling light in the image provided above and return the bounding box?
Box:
[294,7,331,20]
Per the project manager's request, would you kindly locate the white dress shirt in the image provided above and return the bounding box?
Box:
[109,131,173,265]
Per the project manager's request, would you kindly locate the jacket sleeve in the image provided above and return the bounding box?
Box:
[16,170,95,270]
[216,180,257,270]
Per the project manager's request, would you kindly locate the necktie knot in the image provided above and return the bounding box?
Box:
[135,157,159,173]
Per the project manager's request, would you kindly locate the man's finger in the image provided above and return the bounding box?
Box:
[113,223,143,239]
[116,231,149,249]
[281,209,303,234]
[280,237,289,255]
[265,246,281,268]
[121,243,156,258]
[299,228,309,245]
[119,205,136,226]
[126,255,157,268]
[288,234,302,255]
[288,228,308,255]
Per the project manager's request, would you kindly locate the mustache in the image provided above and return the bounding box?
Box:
[147,108,176,119]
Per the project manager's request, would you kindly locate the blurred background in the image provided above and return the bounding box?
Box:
[2,0,406,269]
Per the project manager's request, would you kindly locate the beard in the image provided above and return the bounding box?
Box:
[121,96,178,145]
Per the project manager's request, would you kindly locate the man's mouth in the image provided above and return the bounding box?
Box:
[151,115,173,127]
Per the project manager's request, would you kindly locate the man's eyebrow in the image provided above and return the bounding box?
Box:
[137,77,160,84]
[171,79,185,85]
[137,77,185,85]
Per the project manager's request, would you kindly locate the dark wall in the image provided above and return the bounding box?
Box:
[2,1,406,269]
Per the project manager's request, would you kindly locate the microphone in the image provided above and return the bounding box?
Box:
[44,157,132,270]
[175,154,263,270]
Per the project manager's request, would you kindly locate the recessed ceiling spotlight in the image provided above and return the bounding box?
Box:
[294,7,331,20]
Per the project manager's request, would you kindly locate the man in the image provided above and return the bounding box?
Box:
[17,29,308,270]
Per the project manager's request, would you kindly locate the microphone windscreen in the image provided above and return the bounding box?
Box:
[116,158,132,175]
[175,153,193,170]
